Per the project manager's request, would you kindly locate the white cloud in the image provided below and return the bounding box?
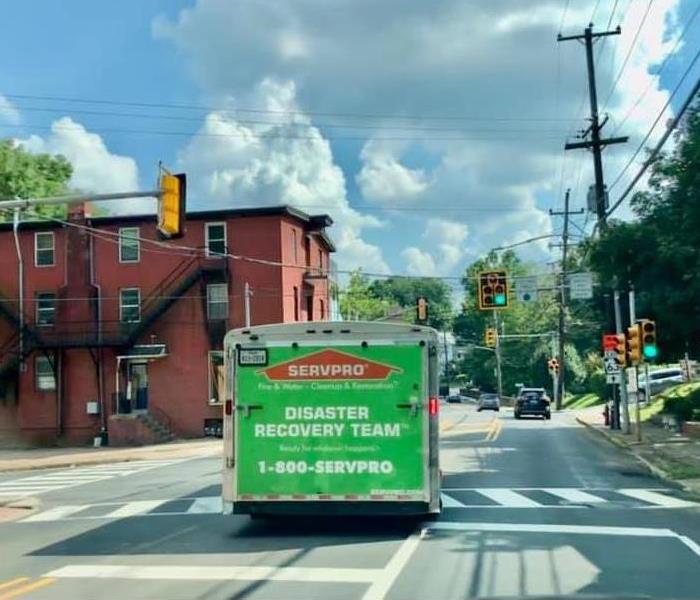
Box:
[356,141,430,203]
[401,246,436,276]
[18,117,144,213]
[0,94,20,125]
[424,218,469,269]
[177,78,389,273]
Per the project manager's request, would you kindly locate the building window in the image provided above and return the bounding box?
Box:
[36,293,56,326]
[120,288,141,323]
[319,299,325,320]
[293,286,299,321]
[35,232,55,267]
[36,355,56,391]
[318,248,324,270]
[206,284,228,320]
[119,227,140,263]
[292,229,298,264]
[206,223,227,257]
[306,294,313,321]
[208,351,225,405]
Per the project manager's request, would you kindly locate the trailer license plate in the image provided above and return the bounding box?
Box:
[238,349,268,366]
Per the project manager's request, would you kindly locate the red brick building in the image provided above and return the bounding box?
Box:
[0,205,334,446]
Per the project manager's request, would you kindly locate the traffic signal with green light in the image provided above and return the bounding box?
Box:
[640,319,658,360]
[158,173,186,238]
[485,328,497,348]
[478,270,509,310]
[627,324,641,365]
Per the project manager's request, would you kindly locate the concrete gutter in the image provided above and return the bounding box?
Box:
[576,416,700,496]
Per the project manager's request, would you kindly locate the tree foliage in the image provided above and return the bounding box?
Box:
[0,140,72,218]
[369,276,453,329]
[339,270,390,321]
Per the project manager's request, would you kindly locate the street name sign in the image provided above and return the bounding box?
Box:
[569,272,593,300]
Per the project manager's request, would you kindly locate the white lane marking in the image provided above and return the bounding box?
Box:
[0,488,54,495]
[22,505,89,522]
[678,535,700,558]
[616,488,698,508]
[541,488,607,504]
[362,528,426,600]
[106,501,164,518]
[46,564,379,583]
[186,497,221,514]
[441,493,467,508]
[476,488,541,507]
[428,521,678,537]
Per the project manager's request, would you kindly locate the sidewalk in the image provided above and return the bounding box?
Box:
[0,438,222,473]
[575,407,700,495]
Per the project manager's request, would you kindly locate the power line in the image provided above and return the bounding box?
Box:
[601,0,655,112]
[608,44,700,192]
[2,92,581,124]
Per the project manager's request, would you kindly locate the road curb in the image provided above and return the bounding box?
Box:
[576,416,700,495]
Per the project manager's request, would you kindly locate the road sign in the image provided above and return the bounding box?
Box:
[607,373,622,384]
[603,350,620,375]
[627,371,638,392]
[515,276,538,303]
[602,334,618,351]
[569,272,593,300]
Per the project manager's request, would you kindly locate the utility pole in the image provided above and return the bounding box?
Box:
[494,312,503,399]
[629,284,641,441]
[558,24,628,230]
[550,189,584,410]
[443,330,449,381]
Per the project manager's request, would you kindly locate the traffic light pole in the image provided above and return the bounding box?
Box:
[629,286,642,442]
[614,290,631,434]
[494,312,503,399]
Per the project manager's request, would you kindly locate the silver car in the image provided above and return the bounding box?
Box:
[477,393,500,411]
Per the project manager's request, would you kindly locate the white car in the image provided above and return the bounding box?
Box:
[637,368,684,400]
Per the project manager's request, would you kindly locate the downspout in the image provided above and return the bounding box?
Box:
[12,209,23,367]
[89,230,107,435]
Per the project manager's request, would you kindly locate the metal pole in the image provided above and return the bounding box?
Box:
[12,209,24,369]
[628,285,641,440]
[614,290,631,433]
[443,330,449,381]
[494,312,503,399]
[244,282,252,327]
[644,363,651,415]
[0,189,162,210]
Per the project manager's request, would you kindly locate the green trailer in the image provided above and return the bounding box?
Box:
[222,321,441,517]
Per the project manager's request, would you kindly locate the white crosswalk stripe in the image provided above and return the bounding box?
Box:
[0,459,185,497]
[18,487,699,523]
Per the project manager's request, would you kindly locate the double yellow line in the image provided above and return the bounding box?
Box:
[485,418,503,442]
[0,577,55,599]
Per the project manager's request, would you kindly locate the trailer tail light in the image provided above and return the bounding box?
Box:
[225,400,233,416]
[429,395,439,416]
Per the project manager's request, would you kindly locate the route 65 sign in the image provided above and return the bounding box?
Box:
[603,350,620,374]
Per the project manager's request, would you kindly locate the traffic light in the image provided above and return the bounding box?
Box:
[640,319,658,360]
[627,324,641,365]
[614,333,627,368]
[158,173,186,238]
[547,358,559,374]
[478,270,509,310]
[485,328,497,348]
[416,296,428,323]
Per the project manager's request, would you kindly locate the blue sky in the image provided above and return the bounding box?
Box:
[1,0,698,278]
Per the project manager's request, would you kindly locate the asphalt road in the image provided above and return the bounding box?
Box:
[2,403,700,599]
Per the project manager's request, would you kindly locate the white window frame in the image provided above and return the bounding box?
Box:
[208,350,225,405]
[119,288,141,323]
[34,232,55,267]
[205,222,227,257]
[35,355,56,391]
[119,227,140,263]
[36,292,56,327]
[206,283,229,320]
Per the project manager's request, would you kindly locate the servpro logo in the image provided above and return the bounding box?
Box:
[258,349,402,381]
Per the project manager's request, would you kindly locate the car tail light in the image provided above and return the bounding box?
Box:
[225,399,233,416]
[429,395,439,416]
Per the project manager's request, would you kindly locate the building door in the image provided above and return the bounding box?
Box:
[128,363,149,411]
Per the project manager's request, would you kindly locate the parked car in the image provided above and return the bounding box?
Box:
[514,387,551,420]
[637,368,684,401]
[477,393,500,412]
[447,394,463,404]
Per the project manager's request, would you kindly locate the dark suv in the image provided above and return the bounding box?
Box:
[514,388,551,420]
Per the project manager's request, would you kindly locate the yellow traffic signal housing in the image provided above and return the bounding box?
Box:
[416,296,428,323]
[626,325,641,365]
[478,270,509,310]
[485,328,497,348]
[614,333,627,368]
[640,319,658,360]
[548,357,560,373]
[158,173,186,238]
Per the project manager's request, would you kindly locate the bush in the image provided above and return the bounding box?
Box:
[663,387,700,422]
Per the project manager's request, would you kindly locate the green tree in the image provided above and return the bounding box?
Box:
[339,270,390,321]
[369,277,453,330]
[0,139,72,218]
